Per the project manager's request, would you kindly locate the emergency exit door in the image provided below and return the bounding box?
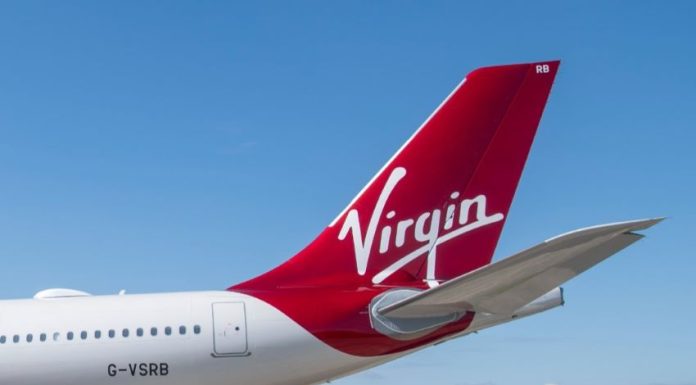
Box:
[212,302,248,356]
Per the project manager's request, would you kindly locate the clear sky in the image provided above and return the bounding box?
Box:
[0,2,694,385]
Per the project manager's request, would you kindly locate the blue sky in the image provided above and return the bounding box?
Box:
[0,1,694,385]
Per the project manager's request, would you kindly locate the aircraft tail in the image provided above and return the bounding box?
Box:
[235,61,560,290]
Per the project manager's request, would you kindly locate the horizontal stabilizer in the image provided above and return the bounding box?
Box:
[377,218,662,318]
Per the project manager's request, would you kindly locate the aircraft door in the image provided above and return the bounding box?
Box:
[212,302,248,356]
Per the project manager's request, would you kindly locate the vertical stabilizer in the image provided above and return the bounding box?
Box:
[236,61,560,290]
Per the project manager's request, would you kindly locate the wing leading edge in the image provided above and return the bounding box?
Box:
[376,218,662,319]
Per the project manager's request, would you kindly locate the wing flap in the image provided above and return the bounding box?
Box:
[378,218,661,318]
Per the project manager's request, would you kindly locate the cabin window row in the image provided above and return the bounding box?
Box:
[0,325,202,345]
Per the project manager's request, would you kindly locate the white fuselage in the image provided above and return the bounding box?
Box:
[0,288,553,385]
[0,291,384,385]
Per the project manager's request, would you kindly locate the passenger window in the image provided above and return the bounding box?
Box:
[136,328,143,337]
[150,327,157,336]
[0,335,5,344]
[122,329,129,338]
[12,335,19,343]
[81,331,88,340]
[108,329,115,338]
[53,332,60,341]
[164,327,172,336]
[26,334,33,343]
[179,326,186,335]
[194,325,201,334]
[40,333,47,342]
[95,330,102,339]
[67,332,74,341]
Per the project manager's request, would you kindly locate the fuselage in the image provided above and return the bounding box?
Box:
[0,291,383,385]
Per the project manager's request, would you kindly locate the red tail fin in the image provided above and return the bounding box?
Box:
[236,61,559,290]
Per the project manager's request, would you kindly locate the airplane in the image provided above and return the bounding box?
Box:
[0,60,660,385]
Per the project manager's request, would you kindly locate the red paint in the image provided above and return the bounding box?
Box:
[232,61,560,356]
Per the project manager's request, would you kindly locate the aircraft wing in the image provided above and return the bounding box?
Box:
[377,218,662,318]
